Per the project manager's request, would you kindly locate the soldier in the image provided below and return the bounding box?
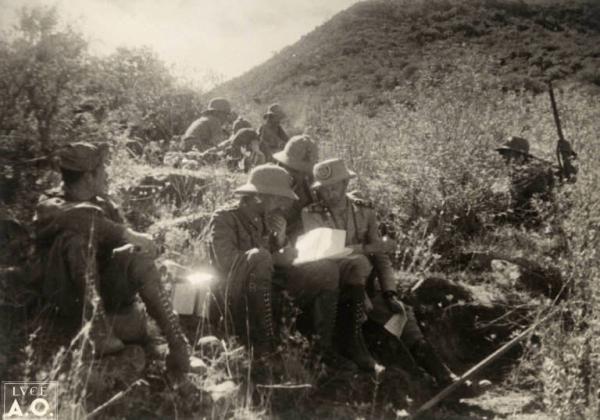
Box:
[272,134,319,237]
[181,97,234,152]
[232,117,252,134]
[302,158,457,383]
[495,136,555,225]
[259,103,289,161]
[206,164,355,369]
[34,142,190,374]
[239,134,266,173]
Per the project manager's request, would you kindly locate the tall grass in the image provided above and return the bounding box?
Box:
[16,63,600,419]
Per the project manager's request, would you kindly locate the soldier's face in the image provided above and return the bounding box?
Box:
[319,179,349,206]
[92,165,109,195]
[262,195,294,214]
[502,152,526,166]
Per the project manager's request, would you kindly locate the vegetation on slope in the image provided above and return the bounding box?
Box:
[214,0,600,114]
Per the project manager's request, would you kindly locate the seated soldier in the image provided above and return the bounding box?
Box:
[272,134,319,238]
[206,164,354,370]
[34,142,190,374]
[302,158,456,384]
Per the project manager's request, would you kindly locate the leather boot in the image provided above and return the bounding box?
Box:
[341,286,377,371]
[139,277,190,374]
[313,290,357,371]
[410,339,454,388]
[245,279,277,358]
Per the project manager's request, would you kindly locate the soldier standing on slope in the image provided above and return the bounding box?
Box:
[259,103,289,162]
[495,136,556,226]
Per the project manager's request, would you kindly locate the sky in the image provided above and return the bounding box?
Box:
[0,0,361,86]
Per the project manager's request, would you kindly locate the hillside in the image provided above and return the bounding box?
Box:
[213,0,600,112]
[2,2,600,419]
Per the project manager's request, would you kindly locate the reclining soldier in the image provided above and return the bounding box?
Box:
[34,142,190,373]
[181,97,235,153]
[495,136,556,226]
[302,158,457,384]
[206,164,355,370]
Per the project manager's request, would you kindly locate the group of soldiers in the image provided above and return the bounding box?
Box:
[136,98,290,172]
[32,96,570,392]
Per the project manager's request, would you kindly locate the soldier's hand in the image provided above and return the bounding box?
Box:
[125,229,158,257]
[365,237,397,254]
[272,245,297,267]
[266,213,287,247]
[383,291,405,314]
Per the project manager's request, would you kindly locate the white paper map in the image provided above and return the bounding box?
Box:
[293,227,353,265]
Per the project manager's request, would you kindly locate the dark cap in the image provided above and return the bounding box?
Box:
[495,136,531,157]
[231,128,259,149]
[232,117,252,134]
[56,142,109,172]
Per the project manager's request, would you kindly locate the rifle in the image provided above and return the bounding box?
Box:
[408,309,559,419]
[547,81,577,183]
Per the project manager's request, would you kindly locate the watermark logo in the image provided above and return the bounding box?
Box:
[2,382,58,419]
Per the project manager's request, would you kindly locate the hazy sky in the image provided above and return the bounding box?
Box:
[0,0,361,86]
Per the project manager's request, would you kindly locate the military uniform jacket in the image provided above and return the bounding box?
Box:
[301,193,395,292]
[35,190,127,253]
[181,113,225,152]
[510,161,555,209]
[34,190,130,315]
[206,203,273,278]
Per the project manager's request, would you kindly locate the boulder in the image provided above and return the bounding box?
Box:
[406,277,528,381]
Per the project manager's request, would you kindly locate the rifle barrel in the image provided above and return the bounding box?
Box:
[548,81,565,142]
[408,310,558,419]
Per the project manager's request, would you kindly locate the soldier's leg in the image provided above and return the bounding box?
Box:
[58,233,125,355]
[284,261,356,370]
[337,255,377,371]
[105,245,190,374]
[221,248,277,358]
[401,305,454,387]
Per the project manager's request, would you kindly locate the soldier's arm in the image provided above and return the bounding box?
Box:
[59,206,127,248]
[278,125,289,142]
[207,211,245,274]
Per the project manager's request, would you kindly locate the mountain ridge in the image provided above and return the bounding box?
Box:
[211,0,600,113]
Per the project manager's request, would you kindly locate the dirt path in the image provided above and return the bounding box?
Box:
[426,388,550,420]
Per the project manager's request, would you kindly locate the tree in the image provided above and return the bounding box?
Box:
[0,6,88,153]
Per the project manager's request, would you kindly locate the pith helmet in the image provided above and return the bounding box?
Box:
[272,134,318,174]
[231,128,259,149]
[56,142,109,172]
[495,136,531,157]
[235,163,299,200]
[206,97,232,114]
[232,117,252,133]
[311,158,356,188]
[264,103,286,120]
